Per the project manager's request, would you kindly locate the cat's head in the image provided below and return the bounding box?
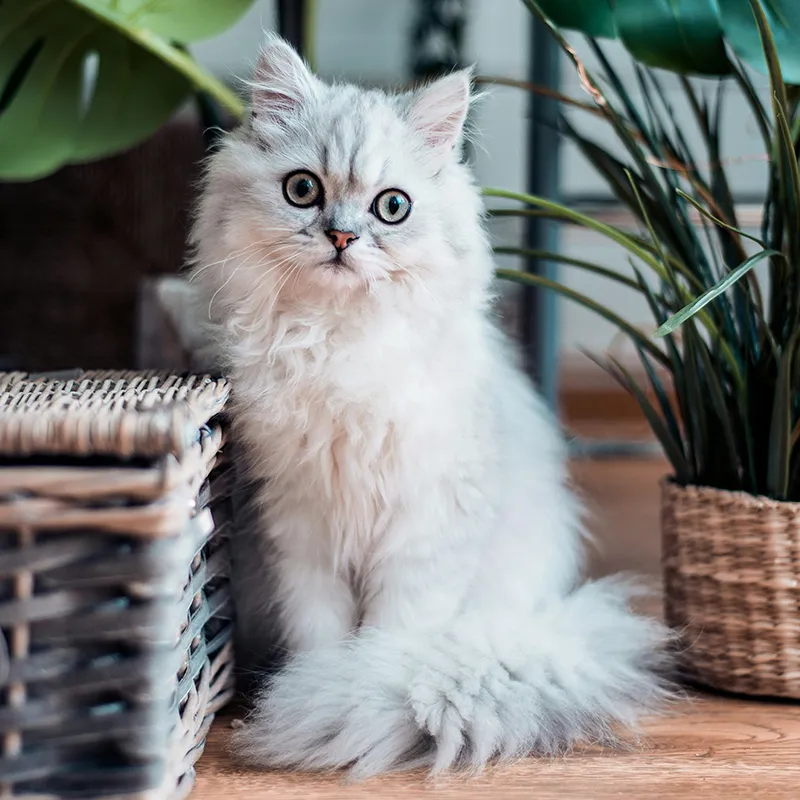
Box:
[192,35,491,320]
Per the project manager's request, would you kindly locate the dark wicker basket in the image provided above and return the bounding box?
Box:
[0,370,235,798]
[662,479,800,698]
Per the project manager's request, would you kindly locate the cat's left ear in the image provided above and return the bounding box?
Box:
[409,68,473,160]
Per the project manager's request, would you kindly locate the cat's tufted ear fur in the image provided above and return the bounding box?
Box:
[408,68,473,159]
[252,34,320,123]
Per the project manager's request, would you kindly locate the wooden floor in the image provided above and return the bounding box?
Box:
[194,456,800,799]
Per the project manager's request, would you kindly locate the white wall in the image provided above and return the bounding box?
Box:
[192,1,772,375]
[192,2,277,78]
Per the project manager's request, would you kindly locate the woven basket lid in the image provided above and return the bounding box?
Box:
[0,370,229,459]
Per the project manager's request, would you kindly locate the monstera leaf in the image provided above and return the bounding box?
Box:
[532,0,615,38]
[530,0,800,82]
[613,0,729,75]
[719,0,800,84]
[0,0,255,180]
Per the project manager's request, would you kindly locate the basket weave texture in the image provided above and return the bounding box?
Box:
[0,371,235,799]
[662,479,800,698]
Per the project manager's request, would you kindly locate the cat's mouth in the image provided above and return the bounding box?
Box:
[322,253,354,271]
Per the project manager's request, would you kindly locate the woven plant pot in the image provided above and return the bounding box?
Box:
[0,371,235,799]
[662,479,800,698]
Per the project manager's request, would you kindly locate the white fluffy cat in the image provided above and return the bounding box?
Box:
[189,35,671,777]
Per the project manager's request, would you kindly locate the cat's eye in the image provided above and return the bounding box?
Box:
[283,170,323,208]
[372,189,412,225]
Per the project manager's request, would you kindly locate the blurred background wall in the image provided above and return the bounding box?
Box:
[0,0,769,385]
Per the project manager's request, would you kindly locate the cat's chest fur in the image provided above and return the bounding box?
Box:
[231,311,478,557]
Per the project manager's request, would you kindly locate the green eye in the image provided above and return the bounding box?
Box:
[283,170,322,207]
[372,189,412,224]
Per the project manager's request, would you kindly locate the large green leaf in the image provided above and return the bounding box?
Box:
[526,0,615,39]
[719,0,800,84]
[0,0,253,180]
[99,0,255,42]
[614,0,730,75]
[530,0,800,83]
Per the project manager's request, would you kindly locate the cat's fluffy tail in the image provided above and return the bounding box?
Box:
[232,579,673,777]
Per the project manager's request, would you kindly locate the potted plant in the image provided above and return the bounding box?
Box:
[488,0,800,697]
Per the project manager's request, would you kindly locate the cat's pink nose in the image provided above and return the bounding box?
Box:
[325,229,358,251]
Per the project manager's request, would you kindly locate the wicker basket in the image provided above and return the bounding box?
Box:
[662,479,800,698]
[0,370,235,799]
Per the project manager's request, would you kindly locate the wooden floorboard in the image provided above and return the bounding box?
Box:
[196,696,800,799]
[194,457,800,798]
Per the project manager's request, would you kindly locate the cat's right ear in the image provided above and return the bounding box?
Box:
[251,34,319,123]
[408,68,473,162]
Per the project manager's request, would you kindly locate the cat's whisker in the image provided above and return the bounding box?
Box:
[382,255,442,311]
[206,245,270,316]
[242,257,304,327]
[190,232,307,282]
[240,272,296,324]
[406,272,442,310]
[190,241,291,283]
[257,243,299,259]
[239,249,299,289]
[289,262,306,297]
[273,259,302,299]
[252,253,303,287]
[189,240,268,281]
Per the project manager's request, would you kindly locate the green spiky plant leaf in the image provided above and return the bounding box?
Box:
[0,0,255,180]
[494,0,800,500]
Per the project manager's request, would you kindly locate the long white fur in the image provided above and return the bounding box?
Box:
[188,34,672,776]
